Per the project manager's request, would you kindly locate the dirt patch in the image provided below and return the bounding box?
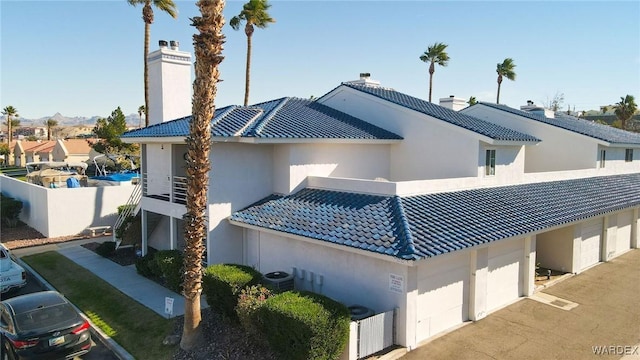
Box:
[0,222,88,250]
[81,242,138,267]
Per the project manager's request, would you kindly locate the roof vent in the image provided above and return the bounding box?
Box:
[158,40,168,49]
[170,40,179,51]
[527,100,534,106]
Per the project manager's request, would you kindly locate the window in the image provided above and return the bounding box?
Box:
[600,150,606,168]
[485,149,496,176]
[625,149,633,162]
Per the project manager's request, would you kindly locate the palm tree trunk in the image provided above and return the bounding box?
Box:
[181,0,226,351]
[144,21,151,127]
[496,75,503,104]
[244,33,252,106]
[428,62,435,103]
[7,117,12,143]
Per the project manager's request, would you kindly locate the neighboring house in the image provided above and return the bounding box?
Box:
[461,102,640,173]
[13,140,56,166]
[120,43,640,351]
[52,138,98,163]
[14,127,47,139]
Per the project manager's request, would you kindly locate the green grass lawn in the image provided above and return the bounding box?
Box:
[22,252,177,360]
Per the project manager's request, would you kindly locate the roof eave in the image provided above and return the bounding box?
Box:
[121,136,186,144]
[237,137,402,144]
[228,218,416,266]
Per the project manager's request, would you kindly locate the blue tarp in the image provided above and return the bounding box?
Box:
[66,177,81,188]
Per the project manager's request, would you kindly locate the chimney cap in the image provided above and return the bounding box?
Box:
[170,40,179,50]
[449,95,455,98]
[359,72,371,78]
[159,40,168,48]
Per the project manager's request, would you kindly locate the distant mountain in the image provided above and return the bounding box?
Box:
[5,113,142,127]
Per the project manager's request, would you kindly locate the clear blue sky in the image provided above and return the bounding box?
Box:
[1,1,639,119]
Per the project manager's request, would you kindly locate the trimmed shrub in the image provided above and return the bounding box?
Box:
[135,254,155,277]
[154,250,184,293]
[1,194,23,228]
[95,241,116,257]
[202,264,263,320]
[256,291,350,360]
[236,285,273,340]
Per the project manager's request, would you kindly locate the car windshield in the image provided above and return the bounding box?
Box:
[15,303,78,333]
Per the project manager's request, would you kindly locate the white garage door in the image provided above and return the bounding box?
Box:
[416,252,469,342]
[616,211,632,256]
[487,239,523,311]
[581,218,602,270]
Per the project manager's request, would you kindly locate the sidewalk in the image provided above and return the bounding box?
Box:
[14,239,210,360]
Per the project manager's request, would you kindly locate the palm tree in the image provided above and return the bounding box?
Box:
[496,58,516,104]
[127,0,178,127]
[468,96,477,106]
[230,0,275,106]
[2,106,19,143]
[613,95,638,130]
[138,105,146,128]
[180,0,226,351]
[43,118,58,140]
[419,42,450,103]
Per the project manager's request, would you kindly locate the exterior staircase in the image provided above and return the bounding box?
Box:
[113,182,141,247]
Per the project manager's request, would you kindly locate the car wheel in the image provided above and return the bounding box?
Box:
[2,343,14,360]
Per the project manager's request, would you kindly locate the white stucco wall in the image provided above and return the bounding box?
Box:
[599,146,640,172]
[244,229,413,346]
[273,143,391,194]
[536,225,575,272]
[477,143,525,182]
[320,88,479,181]
[145,144,172,196]
[462,105,600,172]
[208,143,274,265]
[0,175,134,237]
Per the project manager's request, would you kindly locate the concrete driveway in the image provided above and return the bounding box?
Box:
[402,249,640,360]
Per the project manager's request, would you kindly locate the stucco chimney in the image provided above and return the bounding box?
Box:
[147,40,192,126]
[439,95,467,111]
[520,101,555,118]
[344,72,381,87]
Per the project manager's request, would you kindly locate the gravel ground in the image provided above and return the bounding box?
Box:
[0,223,89,249]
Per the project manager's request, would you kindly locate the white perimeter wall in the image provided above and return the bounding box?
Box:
[536,225,575,272]
[463,105,599,172]
[320,88,479,181]
[208,143,274,265]
[273,143,390,194]
[0,176,134,237]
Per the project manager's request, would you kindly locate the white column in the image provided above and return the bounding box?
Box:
[469,248,488,321]
[141,210,148,256]
[571,224,582,273]
[169,216,176,250]
[632,208,639,249]
[399,266,418,350]
[523,236,536,296]
[602,216,616,262]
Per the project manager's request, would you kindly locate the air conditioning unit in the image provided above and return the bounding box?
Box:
[348,305,375,321]
[263,271,294,292]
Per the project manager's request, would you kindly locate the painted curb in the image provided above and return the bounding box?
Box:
[15,258,135,360]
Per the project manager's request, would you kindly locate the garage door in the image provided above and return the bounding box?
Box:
[616,211,632,256]
[487,239,523,311]
[581,218,602,270]
[416,252,469,342]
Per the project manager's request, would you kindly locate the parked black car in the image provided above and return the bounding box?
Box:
[0,291,91,360]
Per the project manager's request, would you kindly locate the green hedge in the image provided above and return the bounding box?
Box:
[133,249,183,293]
[96,241,116,257]
[202,264,262,320]
[256,291,350,360]
[236,285,273,340]
[1,193,23,227]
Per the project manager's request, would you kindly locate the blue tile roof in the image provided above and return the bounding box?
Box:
[339,83,540,143]
[122,98,402,140]
[231,173,640,260]
[477,102,640,145]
